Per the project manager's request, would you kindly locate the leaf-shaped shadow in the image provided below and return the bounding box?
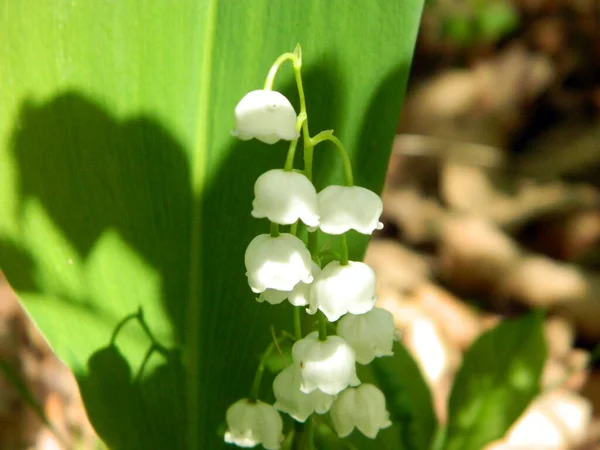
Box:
[79,344,186,450]
[9,94,191,342]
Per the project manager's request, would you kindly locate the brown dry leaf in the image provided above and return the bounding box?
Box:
[381,187,444,244]
[409,283,483,351]
[545,317,576,361]
[365,239,431,293]
[441,163,498,212]
[400,46,554,148]
[485,389,593,450]
[499,256,588,307]
[438,215,520,294]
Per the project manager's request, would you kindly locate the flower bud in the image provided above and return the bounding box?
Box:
[317,185,383,235]
[292,331,360,395]
[245,233,312,293]
[224,399,283,449]
[330,384,392,439]
[337,307,396,364]
[273,365,335,422]
[252,169,319,228]
[232,90,299,144]
[308,261,377,322]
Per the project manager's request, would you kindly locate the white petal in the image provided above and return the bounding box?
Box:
[330,384,392,439]
[337,308,396,364]
[257,262,320,307]
[258,289,290,305]
[309,261,377,322]
[252,169,319,227]
[288,262,320,307]
[232,90,299,144]
[317,185,383,235]
[292,332,360,395]
[273,365,335,422]
[245,234,312,293]
[224,399,284,449]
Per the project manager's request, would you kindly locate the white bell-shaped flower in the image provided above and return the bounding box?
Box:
[273,365,335,422]
[224,399,284,449]
[330,384,392,439]
[258,262,320,306]
[337,307,396,364]
[317,185,384,235]
[252,169,319,228]
[308,261,377,322]
[292,331,360,395]
[232,90,299,144]
[245,233,312,293]
[257,289,289,305]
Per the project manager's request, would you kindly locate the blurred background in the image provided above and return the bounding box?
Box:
[1,0,599,448]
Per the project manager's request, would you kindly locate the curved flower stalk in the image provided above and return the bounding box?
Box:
[225,45,397,449]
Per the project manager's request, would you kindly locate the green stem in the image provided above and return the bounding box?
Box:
[290,221,298,236]
[339,234,349,266]
[264,53,296,91]
[284,113,307,172]
[294,307,302,340]
[318,311,328,341]
[291,422,305,450]
[284,139,299,172]
[250,343,275,401]
[303,144,314,181]
[270,222,280,237]
[310,132,354,186]
[308,231,318,263]
[280,330,298,342]
[306,418,315,450]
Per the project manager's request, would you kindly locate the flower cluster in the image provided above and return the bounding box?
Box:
[224,46,397,449]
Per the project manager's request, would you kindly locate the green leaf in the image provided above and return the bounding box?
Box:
[475,0,519,41]
[443,312,547,450]
[0,2,424,448]
[370,342,438,450]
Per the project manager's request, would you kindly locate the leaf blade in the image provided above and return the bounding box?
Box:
[0,2,425,448]
[370,342,438,450]
[443,312,547,450]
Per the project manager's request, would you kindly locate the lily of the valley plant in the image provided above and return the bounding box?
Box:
[224,45,396,449]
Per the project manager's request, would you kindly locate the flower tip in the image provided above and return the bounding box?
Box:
[376,221,384,230]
